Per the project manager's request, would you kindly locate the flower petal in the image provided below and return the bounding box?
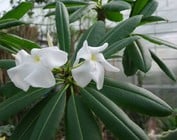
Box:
[24,65,56,88]
[89,42,108,54]
[97,53,120,72]
[90,61,104,90]
[14,50,31,65]
[31,47,68,69]
[7,64,32,91]
[72,61,92,87]
[75,40,91,64]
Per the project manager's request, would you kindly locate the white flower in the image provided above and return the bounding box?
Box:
[7,47,68,91]
[72,40,119,90]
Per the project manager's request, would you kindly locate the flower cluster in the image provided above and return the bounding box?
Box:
[7,41,119,91]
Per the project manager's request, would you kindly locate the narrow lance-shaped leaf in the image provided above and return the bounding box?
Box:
[56,2,71,53]
[0,82,21,98]
[10,94,55,140]
[0,19,25,30]
[130,0,149,16]
[0,88,50,121]
[103,36,139,58]
[135,34,177,50]
[98,15,142,45]
[140,16,166,25]
[100,78,173,116]
[66,93,102,140]
[30,85,68,140]
[0,59,15,69]
[122,47,138,76]
[150,50,176,81]
[1,2,33,20]
[127,41,152,73]
[140,0,158,17]
[0,32,40,50]
[76,21,105,51]
[102,1,131,11]
[81,88,149,140]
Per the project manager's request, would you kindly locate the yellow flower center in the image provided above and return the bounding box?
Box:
[91,54,97,61]
[34,55,41,62]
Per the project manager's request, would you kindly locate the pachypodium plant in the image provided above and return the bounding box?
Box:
[0,0,177,140]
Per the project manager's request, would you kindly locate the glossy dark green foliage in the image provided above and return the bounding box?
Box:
[122,46,138,76]
[9,95,54,140]
[125,41,152,73]
[0,82,21,98]
[66,94,101,140]
[30,86,67,140]
[136,34,177,50]
[98,15,142,45]
[55,2,71,53]
[0,32,40,51]
[140,16,166,25]
[105,11,123,22]
[140,0,158,17]
[0,2,33,20]
[102,0,131,12]
[0,59,15,69]
[0,19,25,30]
[76,21,105,52]
[103,36,139,58]
[130,0,149,16]
[101,78,173,116]
[150,50,176,81]
[81,88,149,140]
[0,88,50,121]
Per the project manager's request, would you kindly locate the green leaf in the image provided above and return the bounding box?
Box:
[66,94,101,140]
[10,95,54,140]
[130,0,149,16]
[0,88,50,121]
[103,0,130,11]
[0,82,20,98]
[103,36,139,58]
[76,21,105,52]
[105,11,123,22]
[135,34,177,50]
[69,4,95,23]
[126,41,152,72]
[150,50,176,81]
[44,1,88,9]
[0,59,15,69]
[45,6,84,17]
[81,88,149,140]
[140,0,158,17]
[56,2,71,53]
[0,19,25,30]
[122,46,138,76]
[101,78,173,116]
[0,42,16,54]
[0,32,40,50]
[98,15,142,45]
[1,2,33,20]
[30,86,67,140]
[140,16,166,25]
